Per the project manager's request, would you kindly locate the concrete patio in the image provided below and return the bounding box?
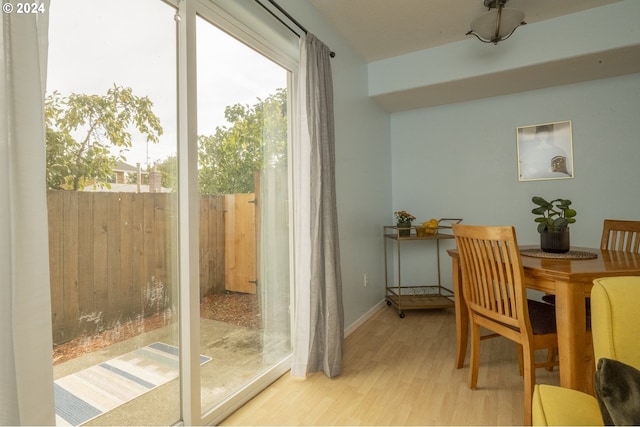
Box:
[54,318,274,426]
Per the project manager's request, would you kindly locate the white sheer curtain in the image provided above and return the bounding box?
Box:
[292,33,344,378]
[1,4,56,425]
[260,91,291,364]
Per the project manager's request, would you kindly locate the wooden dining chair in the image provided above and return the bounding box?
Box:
[600,219,640,252]
[452,224,558,426]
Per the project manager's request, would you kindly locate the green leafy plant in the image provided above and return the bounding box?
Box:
[531,196,577,233]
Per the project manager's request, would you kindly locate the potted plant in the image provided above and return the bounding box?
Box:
[531,196,577,253]
[394,210,416,237]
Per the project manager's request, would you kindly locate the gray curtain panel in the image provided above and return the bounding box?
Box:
[305,33,344,378]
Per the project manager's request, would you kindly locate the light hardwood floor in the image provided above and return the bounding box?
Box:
[221,306,561,426]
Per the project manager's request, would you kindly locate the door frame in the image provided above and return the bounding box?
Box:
[176,1,299,424]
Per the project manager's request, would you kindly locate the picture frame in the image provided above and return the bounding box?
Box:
[517,120,574,181]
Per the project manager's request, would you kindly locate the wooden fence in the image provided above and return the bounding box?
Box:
[47,191,226,344]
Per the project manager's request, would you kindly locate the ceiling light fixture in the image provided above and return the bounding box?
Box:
[466,0,526,45]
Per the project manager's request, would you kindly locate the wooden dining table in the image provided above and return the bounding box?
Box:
[447,245,640,394]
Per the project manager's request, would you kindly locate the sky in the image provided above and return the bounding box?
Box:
[47,0,287,168]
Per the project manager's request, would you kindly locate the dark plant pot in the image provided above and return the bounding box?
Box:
[540,228,570,253]
[397,221,412,237]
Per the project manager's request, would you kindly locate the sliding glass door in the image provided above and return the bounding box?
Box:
[194,10,292,420]
[47,0,180,425]
[47,0,295,425]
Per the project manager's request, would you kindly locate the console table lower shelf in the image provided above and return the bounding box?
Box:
[385,285,455,318]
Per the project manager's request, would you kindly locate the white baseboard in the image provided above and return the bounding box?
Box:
[344,299,386,338]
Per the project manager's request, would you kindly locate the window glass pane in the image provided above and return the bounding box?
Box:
[195,15,291,414]
[47,1,179,425]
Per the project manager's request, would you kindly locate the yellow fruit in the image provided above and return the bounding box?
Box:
[419,218,438,234]
[423,219,439,233]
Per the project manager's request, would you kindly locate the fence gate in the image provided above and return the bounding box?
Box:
[224,193,257,294]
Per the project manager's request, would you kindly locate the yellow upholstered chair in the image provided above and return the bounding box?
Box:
[453,224,558,426]
[532,276,640,426]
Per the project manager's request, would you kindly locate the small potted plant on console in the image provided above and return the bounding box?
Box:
[394,210,416,237]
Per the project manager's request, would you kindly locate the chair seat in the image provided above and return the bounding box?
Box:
[478,299,556,335]
[533,384,603,426]
[541,295,591,330]
[528,299,557,335]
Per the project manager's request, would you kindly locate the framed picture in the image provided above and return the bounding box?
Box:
[517,120,574,181]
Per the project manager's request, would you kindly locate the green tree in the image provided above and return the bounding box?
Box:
[45,85,163,190]
[154,155,178,191]
[198,88,287,195]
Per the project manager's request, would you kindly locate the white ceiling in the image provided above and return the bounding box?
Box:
[308,0,621,62]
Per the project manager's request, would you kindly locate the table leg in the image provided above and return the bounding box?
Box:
[452,256,468,369]
[555,281,590,393]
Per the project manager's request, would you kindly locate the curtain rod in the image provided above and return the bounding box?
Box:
[254,0,336,58]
